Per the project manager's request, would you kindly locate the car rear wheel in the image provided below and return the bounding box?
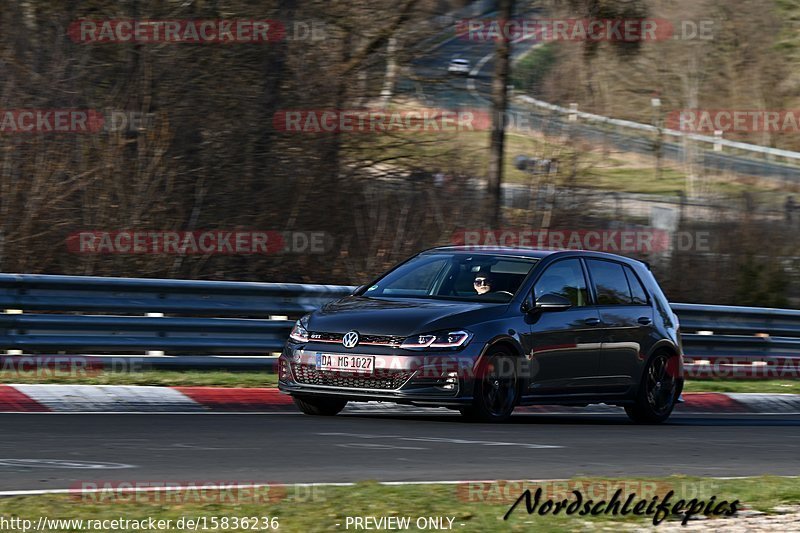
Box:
[293,395,348,416]
[460,349,518,422]
[625,352,679,424]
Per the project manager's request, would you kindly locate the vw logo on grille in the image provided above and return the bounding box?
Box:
[342,331,359,349]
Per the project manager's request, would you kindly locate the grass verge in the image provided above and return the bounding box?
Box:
[0,369,279,388]
[361,120,780,198]
[0,476,797,532]
[682,379,800,394]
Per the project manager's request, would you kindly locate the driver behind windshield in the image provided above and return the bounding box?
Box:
[473,274,494,295]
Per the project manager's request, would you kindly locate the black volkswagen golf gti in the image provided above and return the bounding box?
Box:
[279,247,684,423]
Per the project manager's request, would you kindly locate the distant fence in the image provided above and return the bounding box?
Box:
[518,95,800,165]
[515,95,800,181]
[0,274,797,378]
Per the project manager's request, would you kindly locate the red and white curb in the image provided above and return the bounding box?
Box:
[0,385,799,414]
[0,385,293,413]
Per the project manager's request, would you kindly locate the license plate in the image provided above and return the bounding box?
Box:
[316,353,375,374]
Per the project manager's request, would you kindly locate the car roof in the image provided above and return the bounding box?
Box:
[422,246,648,266]
[422,246,558,259]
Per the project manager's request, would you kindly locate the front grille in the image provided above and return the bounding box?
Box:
[308,332,404,347]
[359,334,405,346]
[293,364,414,390]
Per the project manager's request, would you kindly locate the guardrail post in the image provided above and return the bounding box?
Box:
[568,103,578,122]
[4,309,23,355]
[270,316,288,356]
[714,130,723,152]
[146,313,165,356]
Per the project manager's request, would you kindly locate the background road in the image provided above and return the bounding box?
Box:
[1,412,798,491]
[408,22,800,181]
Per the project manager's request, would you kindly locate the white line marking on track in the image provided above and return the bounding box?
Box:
[3,476,799,497]
[336,443,427,450]
[318,432,563,449]
[0,459,134,469]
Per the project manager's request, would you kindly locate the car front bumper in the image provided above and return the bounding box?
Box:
[277,342,485,405]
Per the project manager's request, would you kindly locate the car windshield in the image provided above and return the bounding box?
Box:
[362,253,538,303]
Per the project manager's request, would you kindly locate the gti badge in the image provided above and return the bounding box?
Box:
[342,330,359,349]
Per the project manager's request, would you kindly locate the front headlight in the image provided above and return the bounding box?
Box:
[400,330,472,350]
[289,315,310,343]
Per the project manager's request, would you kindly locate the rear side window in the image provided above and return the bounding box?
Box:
[587,259,633,305]
[624,266,648,305]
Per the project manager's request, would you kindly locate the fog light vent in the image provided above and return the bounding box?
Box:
[278,357,291,381]
[442,371,459,390]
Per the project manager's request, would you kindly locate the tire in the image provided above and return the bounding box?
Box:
[293,395,348,416]
[625,351,680,424]
[460,348,519,422]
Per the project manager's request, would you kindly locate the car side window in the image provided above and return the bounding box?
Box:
[534,259,588,307]
[624,266,649,305]
[381,258,447,295]
[587,259,633,305]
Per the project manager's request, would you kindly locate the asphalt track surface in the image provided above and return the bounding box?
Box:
[1,411,799,491]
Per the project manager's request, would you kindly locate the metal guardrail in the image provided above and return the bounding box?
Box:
[673,303,800,336]
[0,274,352,357]
[517,95,800,164]
[0,274,797,378]
[673,303,800,378]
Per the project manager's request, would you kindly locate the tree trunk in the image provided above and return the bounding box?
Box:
[487,0,514,226]
[379,36,398,106]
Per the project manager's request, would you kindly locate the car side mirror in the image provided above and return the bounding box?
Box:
[535,293,572,311]
[522,293,536,314]
[352,285,366,296]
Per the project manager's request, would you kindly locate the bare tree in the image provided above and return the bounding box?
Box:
[487,0,514,226]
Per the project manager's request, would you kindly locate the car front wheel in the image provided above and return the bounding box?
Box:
[625,351,679,424]
[460,349,519,423]
[293,395,348,416]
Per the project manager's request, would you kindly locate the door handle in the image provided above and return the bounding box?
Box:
[637,317,652,325]
[584,317,601,326]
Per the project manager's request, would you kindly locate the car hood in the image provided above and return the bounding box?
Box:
[309,296,508,337]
